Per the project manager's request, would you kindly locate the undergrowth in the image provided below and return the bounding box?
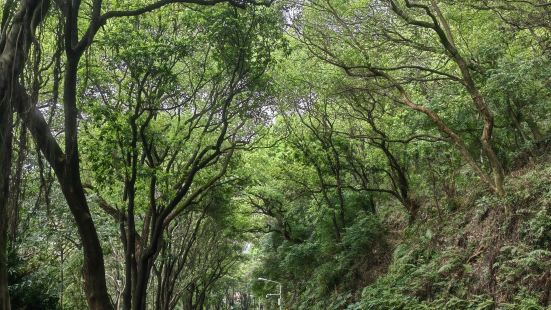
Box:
[344,160,551,309]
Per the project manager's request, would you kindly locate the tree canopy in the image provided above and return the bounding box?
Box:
[1,0,550,309]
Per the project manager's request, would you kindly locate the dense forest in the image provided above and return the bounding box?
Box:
[0,0,550,309]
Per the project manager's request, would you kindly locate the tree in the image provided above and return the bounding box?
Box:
[3,0,273,309]
[297,0,509,195]
[0,1,49,308]
[78,6,279,308]
[3,0,551,308]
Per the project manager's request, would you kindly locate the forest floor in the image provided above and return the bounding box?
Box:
[352,150,551,309]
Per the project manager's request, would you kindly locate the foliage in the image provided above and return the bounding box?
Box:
[7,251,59,310]
[2,0,551,309]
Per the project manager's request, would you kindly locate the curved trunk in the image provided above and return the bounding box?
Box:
[12,54,113,310]
[379,142,418,221]
[63,190,113,309]
[432,0,505,195]
[0,2,50,308]
[62,55,114,310]
[389,0,506,196]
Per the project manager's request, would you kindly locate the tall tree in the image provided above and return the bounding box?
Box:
[0,2,49,308]
[5,0,272,308]
[79,6,280,308]
[297,0,508,195]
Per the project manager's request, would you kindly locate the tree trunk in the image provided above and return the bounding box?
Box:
[507,101,529,143]
[379,141,418,222]
[132,219,165,310]
[62,187,113,309]
[61,55,114,310]
[123,112,140,310]
[0,1,50,307]
[509,100,543,142]
[0,95,13,310]
[196,291,206,310]
[12,68,113,310]
[525,116,543,142]
[431,0,506,195]
[390,0,506,196]
[8,120,26,243]
[464,72,505,196]
[184,285,195,310]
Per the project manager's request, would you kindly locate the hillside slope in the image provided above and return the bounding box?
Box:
[350,155,551,309]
